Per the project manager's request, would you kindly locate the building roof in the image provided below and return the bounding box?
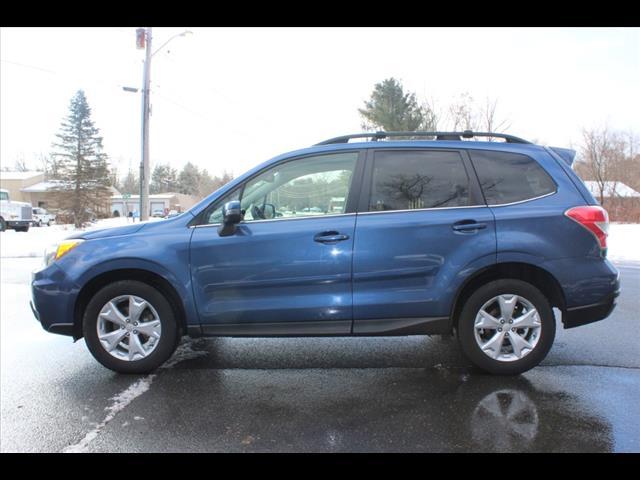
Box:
[584,181,640,198]
[20,181,64,192]
[21,181,121,194]
[111,193,177,200]
[0,171,44,180]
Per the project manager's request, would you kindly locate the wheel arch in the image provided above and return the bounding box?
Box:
[450,262,566,330]
[73,268,188,341]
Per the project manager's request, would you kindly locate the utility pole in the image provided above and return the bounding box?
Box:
[128,28,191,220]
[140,27,152,221]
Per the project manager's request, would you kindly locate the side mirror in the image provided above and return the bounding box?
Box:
[262,203,276,219]
[217,200,242,237]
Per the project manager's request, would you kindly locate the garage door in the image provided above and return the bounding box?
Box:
[150,202,165,215]
[111,203,124,216]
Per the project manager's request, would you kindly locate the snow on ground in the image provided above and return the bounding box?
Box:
[1,218,638,263]
[0,217,161,259]
[606,223,640,263]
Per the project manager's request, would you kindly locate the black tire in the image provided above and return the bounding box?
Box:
[457,279,555,375]
[47,220,52,226]
[15,225,29,232]
[83,280,180,374]
[0,218,6,232]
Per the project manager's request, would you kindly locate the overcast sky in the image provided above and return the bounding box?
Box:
[1,27,639,178]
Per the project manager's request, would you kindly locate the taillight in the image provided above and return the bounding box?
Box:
[565,205,609,251]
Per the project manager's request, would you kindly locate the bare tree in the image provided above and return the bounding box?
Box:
[14,154,29,172]
[447,92,478,131]
[442,93,511,138]
[579,127,626,205]
[481,97,511,136]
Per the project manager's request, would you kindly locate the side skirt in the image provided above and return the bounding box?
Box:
[188,316,451,338]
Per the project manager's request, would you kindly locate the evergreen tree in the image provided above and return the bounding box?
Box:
[359,78,434,133]
[197,168,217,198]
[178,162,201,195]
[51,90,111,227]
[151,164,179,193]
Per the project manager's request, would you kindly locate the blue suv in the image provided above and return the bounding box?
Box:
[31,131,620,375]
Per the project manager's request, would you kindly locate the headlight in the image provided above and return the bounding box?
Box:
[44,239,84,266]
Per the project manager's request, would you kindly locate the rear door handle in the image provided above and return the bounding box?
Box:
[314,231,350,243]
[452,221,487,232]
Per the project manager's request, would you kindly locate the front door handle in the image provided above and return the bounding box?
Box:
[314,231,350,243]
[452,221,487,232]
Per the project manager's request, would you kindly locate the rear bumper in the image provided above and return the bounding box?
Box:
[563,289,620,329]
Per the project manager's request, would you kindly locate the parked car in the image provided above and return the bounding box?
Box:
[32,207,56,227]
[165,209,180,218]
[31,131,619,374]
[0,188,32,232]
[152,209,165,218]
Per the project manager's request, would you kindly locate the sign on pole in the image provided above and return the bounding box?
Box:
[136,28,146,50]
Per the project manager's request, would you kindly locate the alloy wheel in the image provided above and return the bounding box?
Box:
[97,295,162,361]
[473,294,542,362]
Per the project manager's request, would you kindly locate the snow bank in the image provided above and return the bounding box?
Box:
[607,223,640,263]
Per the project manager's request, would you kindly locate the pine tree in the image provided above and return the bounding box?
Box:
[151,164,179,193]
[359,78,434,133]
[178,162,201,195]
[51,90,111,227]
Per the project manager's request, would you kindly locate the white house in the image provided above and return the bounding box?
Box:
[583,181,640,199]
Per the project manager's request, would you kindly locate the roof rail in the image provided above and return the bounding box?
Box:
[314,130,531,146]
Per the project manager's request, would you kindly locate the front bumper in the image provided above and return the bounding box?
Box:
[31,264,79,338]
[8,220,31,228]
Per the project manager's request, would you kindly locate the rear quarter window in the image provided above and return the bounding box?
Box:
[469,150,556,205]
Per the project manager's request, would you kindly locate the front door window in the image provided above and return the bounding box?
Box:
[203,152,358,225]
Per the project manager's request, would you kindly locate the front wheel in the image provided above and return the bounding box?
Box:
[83,280,180,374]
[457,279,555,375]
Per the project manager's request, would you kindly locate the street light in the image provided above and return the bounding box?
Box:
[152,30,193,58]
[134,28,192,221]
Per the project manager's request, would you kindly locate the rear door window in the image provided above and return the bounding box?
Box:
[469,150,556,205]
[369,150,471,211]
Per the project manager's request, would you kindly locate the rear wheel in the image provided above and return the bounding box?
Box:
[0,218,6,232]
[457,279,555,375]
[83,280,180,374]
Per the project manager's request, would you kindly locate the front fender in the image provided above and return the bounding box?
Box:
[75,257,199,327]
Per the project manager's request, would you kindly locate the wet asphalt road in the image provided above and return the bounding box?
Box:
[1,258,638,452]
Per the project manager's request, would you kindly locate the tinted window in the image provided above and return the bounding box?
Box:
[369,150,470,211]
[470,150,556,205]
